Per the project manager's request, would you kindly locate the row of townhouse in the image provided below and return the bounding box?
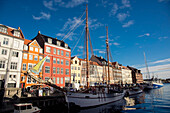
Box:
[0,24,71,97]
[70,55,143,87]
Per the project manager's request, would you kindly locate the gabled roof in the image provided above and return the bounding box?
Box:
[35,33,71,49]
[24,39,31,45]
[0,24,25,40]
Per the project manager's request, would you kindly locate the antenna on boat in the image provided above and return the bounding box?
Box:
[86,4,89,88]
[106,26,110,86]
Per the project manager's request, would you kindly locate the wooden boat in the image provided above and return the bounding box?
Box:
[14,103,41,113]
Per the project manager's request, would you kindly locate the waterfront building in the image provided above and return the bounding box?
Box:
[79,58,87,86]
[71,56,81,85]
[20,39,44,88]
[0,24,24,97]
[112,62,123,84]
[121,66,132,84]
[33,31,71,88]
[127,66,143,84]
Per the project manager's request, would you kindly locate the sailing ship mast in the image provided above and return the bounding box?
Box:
[86,4,89,88]
[144,52,150,79]
[106,26,110,86]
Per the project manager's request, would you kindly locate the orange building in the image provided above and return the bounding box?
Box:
[20,39,44,88]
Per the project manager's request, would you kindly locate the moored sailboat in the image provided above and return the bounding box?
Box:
[67,5,125,108]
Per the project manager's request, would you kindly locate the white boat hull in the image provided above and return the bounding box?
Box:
[67,91,125,108]
[153,82,163,88]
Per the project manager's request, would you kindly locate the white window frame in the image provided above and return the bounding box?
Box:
[35,48,38,52]
[46,46,51,53]
[29,55,33,60]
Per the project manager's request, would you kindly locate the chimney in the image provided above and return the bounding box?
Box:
[38,31,41,34]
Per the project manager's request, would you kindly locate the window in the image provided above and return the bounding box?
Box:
[34,55,38,61]
[45,77,49,81]
[40,49,43,53]
[13,75,16,78]
[57,77,59,84]
[53,77,56,84]
[21,76,25,82]
[29,55,33,60]
[71,66,74,70]
[46,46,51,53]
[57,50,60,55]
[78,73,80,77]
[61,50,64,56]
[45,66,50,73]
[39,56,42,61]
[35,48,38,52]
[30,47,33,51]
[75,60,77,64]
[9,75,12,78]
[57,41,61,46]
[3,38,8,45]
[14,41,19,48]
[22,63,26,70]
[61,68,63,74]
[33,79,36,83]
[75,67,77,70]
[66,60,69,66]
[78,67,80,70]
[65,69,69,75]
[0,60,5,68]
[28,63,32,69]
[57,68,60,74]
[57,59,60,64]
[61,59,63,65]
[0,26,7,33]
[53,67,56,74]
[12,51,19,57]
[46,57,50,63]
[66,52,69,57]
[14,31,20,37]
[61,78,63,84]
[24,45,28,50]
[7,83,16,88]
[2,49,7,55]
[53,58,56,64]
[27,76,31,83]
[48,38,52,43]
[65,44,68,48]
[10,62,17,70]
[54,49,56,54]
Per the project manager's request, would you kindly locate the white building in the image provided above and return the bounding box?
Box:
[0,24,24,90]
[122,66,132,84]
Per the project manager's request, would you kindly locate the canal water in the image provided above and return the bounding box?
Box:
[68,83,170,113]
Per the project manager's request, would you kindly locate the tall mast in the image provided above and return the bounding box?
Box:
[106,26,110,85]
[144,52,150,79]
[86,4,89,88]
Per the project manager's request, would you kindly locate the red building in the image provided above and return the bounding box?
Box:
[33,31,71,88]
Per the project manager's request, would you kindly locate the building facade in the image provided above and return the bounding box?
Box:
[20,39,44,88]
[33,32,71,88]
[121,66,132,84]
[0,24,24,89]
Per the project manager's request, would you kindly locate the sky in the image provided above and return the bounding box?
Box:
[0,0,170,79]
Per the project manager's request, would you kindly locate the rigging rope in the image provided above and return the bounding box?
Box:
[88,28,94,56]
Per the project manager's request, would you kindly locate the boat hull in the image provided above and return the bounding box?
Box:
[128,89,143,96]
[153,82,163,88]
[67,91,125,108]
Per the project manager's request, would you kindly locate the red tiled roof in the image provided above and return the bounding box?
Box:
[24,39,31,45]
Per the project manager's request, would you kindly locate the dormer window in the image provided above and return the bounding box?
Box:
[13,31,20,37]
[48,38,52,44]
[0,26,7,33]
[65,43,68,48]
[24,45,28,50]
[57,41,61,46]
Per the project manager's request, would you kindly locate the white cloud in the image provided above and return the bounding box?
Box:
[43,1,57,11]
[117,13,129,22]
[88,18,104,30]
[78,46,84,49]
[54,0,88,8]
[158,36,168,40]
[99,50,106,54]
[32,12,51,20]
[150,58,170,65]
[109,3,118,16]
[122,20,134,27]
[94,49,100,51]
[138,33,150,37]
[56,33,65,37]
[120,0,131,9]
[113,42,120,46]
[99,36,105,38]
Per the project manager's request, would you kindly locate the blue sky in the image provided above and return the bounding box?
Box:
[1,0,170,79]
